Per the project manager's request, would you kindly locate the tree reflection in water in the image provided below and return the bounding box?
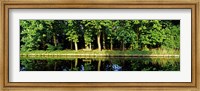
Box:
[20,57,180,71]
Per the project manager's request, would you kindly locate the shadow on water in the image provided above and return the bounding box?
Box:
[20,56,180,71]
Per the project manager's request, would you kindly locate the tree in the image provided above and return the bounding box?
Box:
[103,20,119,50]
[81,20,94,50]
[65,20,81,51]
[40,20,64,50]
[51,20,66,47]
[116,20,136,51]
[161,20,180,49]
[20,20,44,51]
[20,20,180,51]
[94,20,103,51]
[83,20,105,51]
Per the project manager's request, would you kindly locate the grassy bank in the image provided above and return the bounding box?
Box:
[20,49,180,57]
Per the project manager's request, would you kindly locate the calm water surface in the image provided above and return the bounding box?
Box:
[20,57,180,71]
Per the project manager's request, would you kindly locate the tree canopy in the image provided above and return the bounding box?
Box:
[20,20,180,51]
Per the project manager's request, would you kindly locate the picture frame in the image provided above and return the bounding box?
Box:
[0,0,199,91]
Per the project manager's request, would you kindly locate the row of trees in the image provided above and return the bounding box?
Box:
[20,20,180,51]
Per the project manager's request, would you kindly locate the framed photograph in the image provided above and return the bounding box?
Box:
[1,0,199,91]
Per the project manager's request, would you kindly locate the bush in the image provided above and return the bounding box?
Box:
[46,44,63,50]
[46,44,56,50]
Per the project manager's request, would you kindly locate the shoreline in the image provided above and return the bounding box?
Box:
[20,54,180,57]
[20,50,180,57]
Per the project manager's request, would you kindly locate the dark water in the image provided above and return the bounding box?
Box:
[20,57,180,71]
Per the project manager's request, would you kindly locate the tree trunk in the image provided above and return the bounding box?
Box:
[70,61,72,69]
[136,27,141,50]
[122,41,125,51]
[103,33,106,49]
[70,41,73,49]
[74,42,78,51]
[42,40,46,49]
[54,62,57,71]
[75,58,78,67]
[89,43,92,50]
[53,33,57,47]
[131,44,134,50]
[98,60,101,71]
[110,37,113,50]
[97,33,101,51]
[85,44,89,49]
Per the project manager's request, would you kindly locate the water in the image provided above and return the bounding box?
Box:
[20,57,180,71]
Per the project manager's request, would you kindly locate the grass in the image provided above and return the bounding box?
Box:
[20,55,179,61]
[20,49,180,57]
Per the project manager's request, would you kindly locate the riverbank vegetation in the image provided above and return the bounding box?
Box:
[20,49,179,57]
[20,20,180,55]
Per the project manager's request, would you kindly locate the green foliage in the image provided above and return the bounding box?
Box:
[161,21,180,49]
[20,20,43,51]
[83,63,94,71]
[65,20,80,43]
[46,44,56,50]
[46,44,63,50]
[81,20,94,49]
[20,20,180,52]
